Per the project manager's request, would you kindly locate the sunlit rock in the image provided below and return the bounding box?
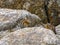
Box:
[0,27,58,45]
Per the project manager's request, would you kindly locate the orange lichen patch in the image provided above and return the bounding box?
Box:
[21,18,31,27]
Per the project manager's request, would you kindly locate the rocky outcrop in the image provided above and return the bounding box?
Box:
[55,25,60,45]
[0,27,58,45]
[55,24,60,34]
[0,0,60,45]
[0,9,19,30]
[0,30,10,39]
[0,8,42,30]
[0,0,47,23]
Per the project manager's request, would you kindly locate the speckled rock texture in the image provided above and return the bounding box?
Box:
[55,25,60,45]
[0,0,60,45]
[0,30,10,39]
[55,24,60,35]
[0,27,58,45]
[56,35,60,45]
[0,8,42,30]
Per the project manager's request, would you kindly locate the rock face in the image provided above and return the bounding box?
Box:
[56,35,60,45]
[0,8,42,30]
[0,27,58,45]
[0,0,59,45]
[0,30,10,39]
[55,25,60,35]
[0,9,19,30]
[55,25,60,45]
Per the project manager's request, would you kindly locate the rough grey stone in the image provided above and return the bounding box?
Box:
[0,8,42,30]
[0,27,58,45]
[56,35,60,45]
[55,25,60,35]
